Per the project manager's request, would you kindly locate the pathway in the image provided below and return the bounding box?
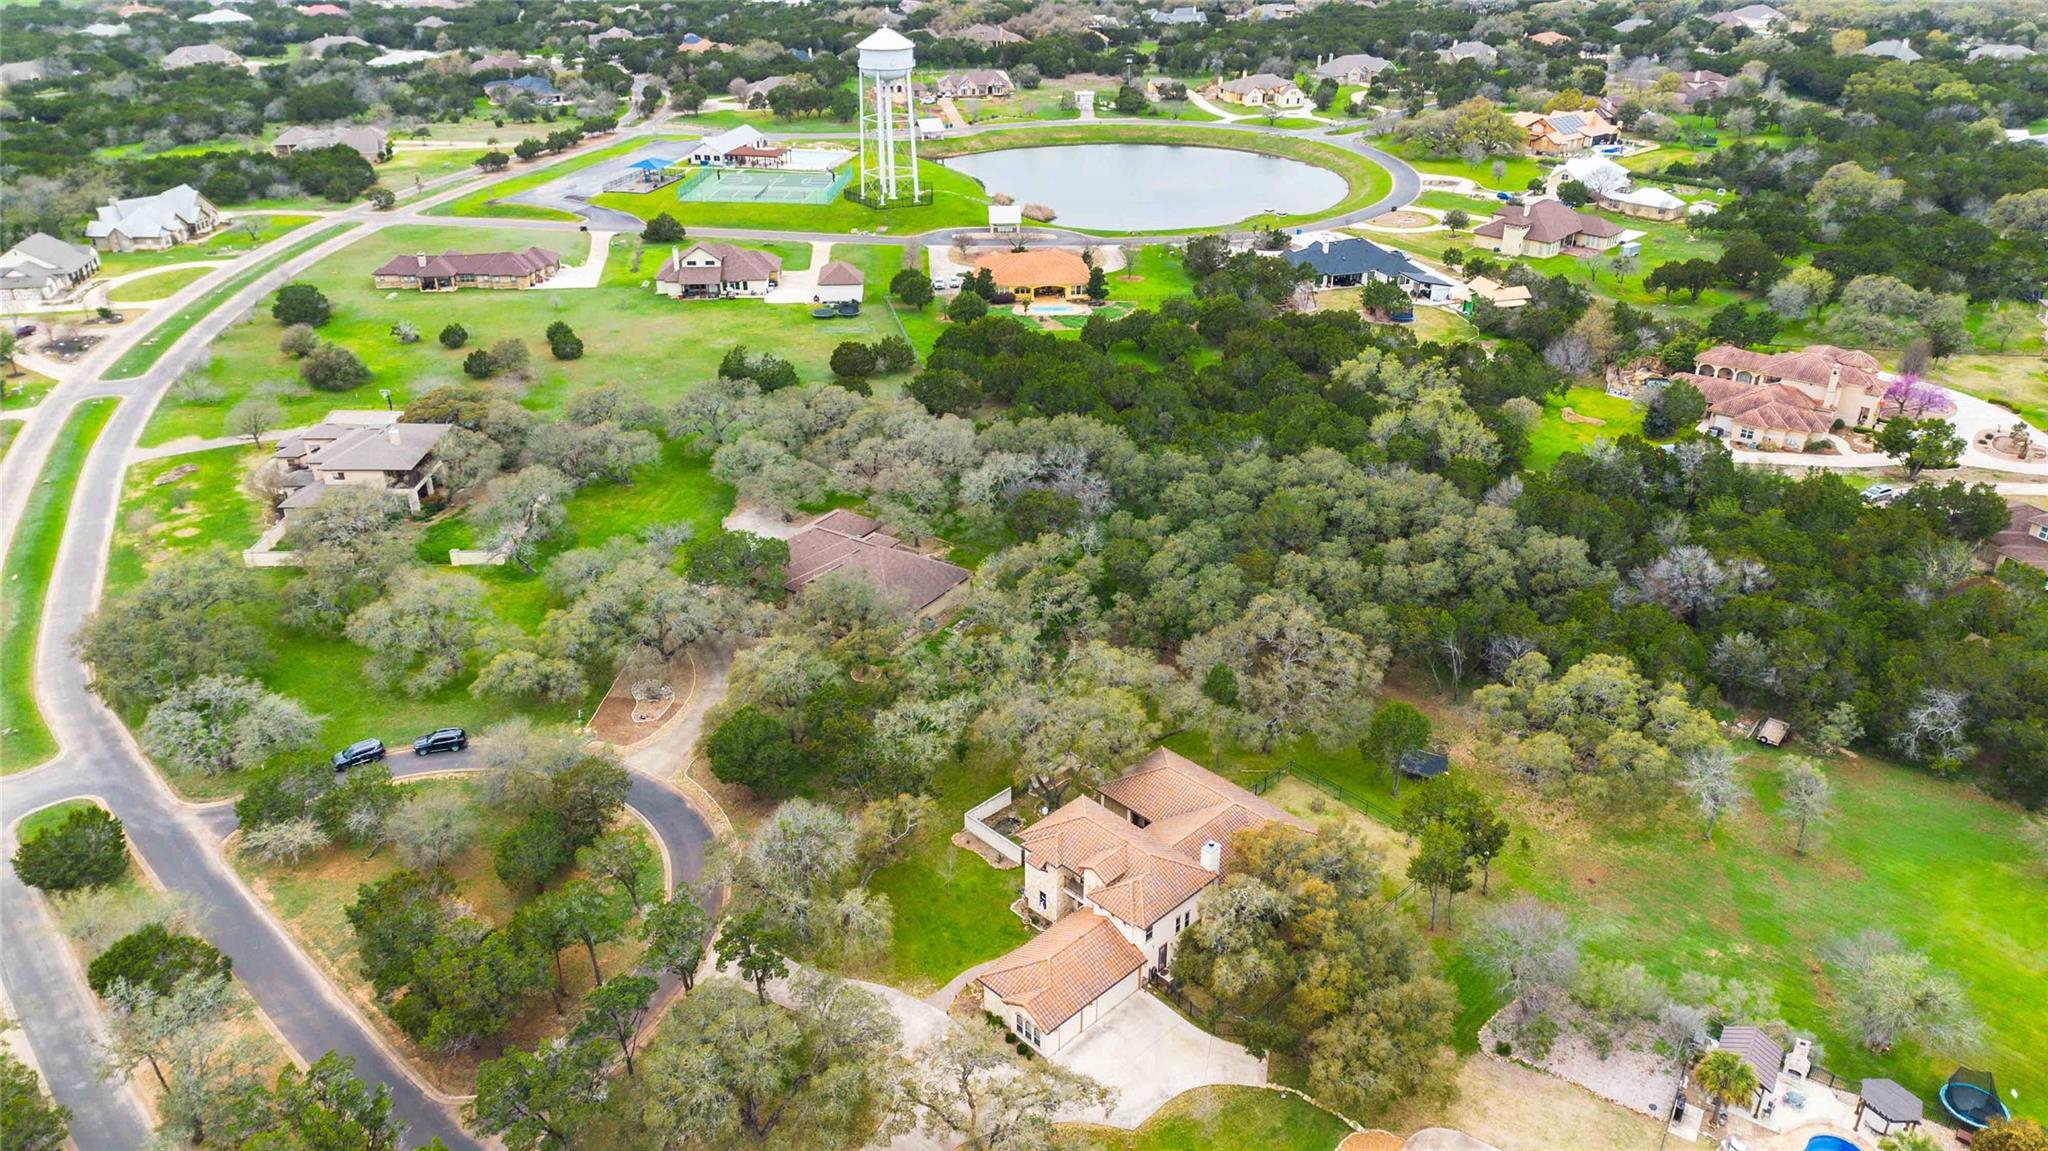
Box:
[543,230,618,288]
[1184,91,1246,121]
[763,240,839,304]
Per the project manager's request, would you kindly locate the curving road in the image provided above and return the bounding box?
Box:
[0,108,1413,1149]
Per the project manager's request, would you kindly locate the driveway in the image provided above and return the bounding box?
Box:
[1050,992,1265,1128]
[544,231,618,288]
[1405,1130,1506,1151]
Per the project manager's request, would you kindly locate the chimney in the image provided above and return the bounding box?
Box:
[1199,841,1221,872]
[387,424,402,446]
[1824,362,1840,408]
[415,251,426,268]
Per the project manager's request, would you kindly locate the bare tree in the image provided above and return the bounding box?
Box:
[1465,897,1579,1022]
[1681,745,1744,841]
[1779,758,1834,855]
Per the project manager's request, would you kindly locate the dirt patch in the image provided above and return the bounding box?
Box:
[589,653,696,747]
[1382,1056,1662,1151]
[151,463,198,487]
[1370,211,1435,229]
[1559,407,1607,426]
[1340,1134,1406,1151]
[951,829,1020,869]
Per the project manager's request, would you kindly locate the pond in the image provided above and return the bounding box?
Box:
[939,143,1349,231]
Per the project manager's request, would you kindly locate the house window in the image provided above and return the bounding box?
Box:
[1037,890,1047,911]
[1144,925,1153,942]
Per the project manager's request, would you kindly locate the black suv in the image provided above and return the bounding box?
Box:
[330,738,386,772]
[412,727,468,756]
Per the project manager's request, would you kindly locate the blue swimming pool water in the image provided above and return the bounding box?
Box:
[1803,1137,1860,1151]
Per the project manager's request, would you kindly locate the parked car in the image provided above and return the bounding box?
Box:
[1495,191,1513,201]
[330,738,386,772]
[412,727,468,756]
[1861,484,1897,505]
[12,323,34,339]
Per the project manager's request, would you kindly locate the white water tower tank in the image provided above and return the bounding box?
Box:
[857,28,915,78]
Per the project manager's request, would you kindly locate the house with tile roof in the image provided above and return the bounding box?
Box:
[1528,30,1572,47]
[783,508,969,617]
[271,412,454,514]
[1670,344,1886,448]
[85,185,220,251]
[980,747,1313,1055]
[371,247,561,291]
[654,242,782,299]
[1210,71,1307,109]
[972,248,1091,299]
[0,234,100,304]
[1471,197,1622,258]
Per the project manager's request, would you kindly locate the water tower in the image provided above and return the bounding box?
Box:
[856,28,921,203]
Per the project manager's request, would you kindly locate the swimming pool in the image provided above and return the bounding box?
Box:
[1026,301,1088,316]
[1803,1136,1860,1151]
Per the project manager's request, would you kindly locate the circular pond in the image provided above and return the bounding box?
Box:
[939,143,1350,231]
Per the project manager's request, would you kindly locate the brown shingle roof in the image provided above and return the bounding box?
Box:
[1859,1078,1922,1124]
[373,247,559,280]
[655,242,782,285]
[815,259,864,287]
[979,911,1144,1031]
[1715,1026,1782,1095]
[973,248,1090,287]
[1472,198,1621,245]
[783,510,968,613]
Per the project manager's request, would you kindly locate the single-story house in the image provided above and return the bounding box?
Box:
[161,44,245,69]
[415,15,450,29]
[1860,38,1922,62]
[1148,6,1207,25]
[947,22,1026,46]
[1673,69,1732,107]
[1211,72,1307,109]
[1513,109,1620,154]
[273,412,453,514]
[983,747,1313,1055]
[1464,275,1532,309]
[1436,40,1498,65]
[187,7,252,22]
[273,124,390,162]
[298,3,348,16]
[1671,343,1886,446]
[1968,43,2035,61]
[1601,186,1687,220]
[1559,155,1632,195]
[783,508,969,618]
[730,75,791,105]
[82,22,131,37]
[1709,4,1786,33]
[1471,198,1622,258]
[303,34,372,59]
[468,51,527,74]
[371,247,561,291]
[367,49,439,68]
[934,69,1013,99]
[85,185,220,252]
[812,260,864,305]
[654,243,782,299]
[1312,52,1391,86]
[687,125,785,166]
[973,248,1091,298]
[1613,17,1653,34]
[677,32,725,53]
[484,75,569,105]
[0,233,101,304]
[589,26,636,45]
[1285,236,1453,302]
[1528,30,1572,47]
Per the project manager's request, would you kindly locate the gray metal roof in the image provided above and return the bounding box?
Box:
[1859,1078,1923,1123]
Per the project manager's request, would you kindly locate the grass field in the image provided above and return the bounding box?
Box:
[1942,353,2048,429]
[595,158,990,234]
[110,264,215,303]
[107,222,357,382]
[1,369,56,413]
[1,398,117,772]
[95,214,319,278]
[142,226,909,445]
[1067,1086,1355,1150]
[1525,385,1646,470]
[0,421,18,459]
[378,146,489,188]
[1388,140,1550,193]
[922,125,1394,235]
[234,775,660,1093]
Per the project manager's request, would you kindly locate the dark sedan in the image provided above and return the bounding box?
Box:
[412,728,468,756]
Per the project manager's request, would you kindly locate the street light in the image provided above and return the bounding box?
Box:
[379,388,393,411]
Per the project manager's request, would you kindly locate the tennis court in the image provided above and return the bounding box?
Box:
[674,166,851,205]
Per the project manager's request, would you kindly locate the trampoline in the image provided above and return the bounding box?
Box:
[1939,1067,2009,1130]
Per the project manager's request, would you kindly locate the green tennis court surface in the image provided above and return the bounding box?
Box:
[674,167,850,205]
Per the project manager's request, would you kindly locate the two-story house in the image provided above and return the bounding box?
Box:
[978,748,1312,1056]
[271,412,453,514]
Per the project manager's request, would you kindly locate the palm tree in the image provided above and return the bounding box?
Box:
[1693,1050,1759,1118]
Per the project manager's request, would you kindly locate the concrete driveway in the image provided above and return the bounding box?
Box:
[1051,991,1265,1128]
[1404,1130,1506,1151]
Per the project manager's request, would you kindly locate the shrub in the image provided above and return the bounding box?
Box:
[642,213,686,243]
[550,334,584,361]
[463,349,496,378]
[390,320,420,345]
[947,291,989,323]
[271,283,332,327]
[11,807,128,892]
[438,323,469,349]
[368,187,397,210]
[300,343,371,392]
[86,923,230,996]
[279,324,318,359]
[890,269,934,309]
[829,340,877,380]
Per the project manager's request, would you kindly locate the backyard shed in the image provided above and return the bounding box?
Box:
[1853,1078,1923,1136]
[1712,1026,1782,1116]
[1755,718,1789,746]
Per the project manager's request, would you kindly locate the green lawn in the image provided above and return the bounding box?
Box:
[107,222,357,382]
[0,421,18,460]
[1,397,117,772]
[1389,140,1550,193]
[105,444,269,591]
[1068,1085,1355,1150]
[1525,385,1645,470]
[593,159,989,235]
[1941,353,2048,430]
[427,137,693,221]
[96,214,319,278]
[110,264,215,303]
[922,125,1394,235]
[863,753,1032,995]
[1,369,57,413]
[14,798,99,841]
[143,226,912,445]
[377,147,489,189]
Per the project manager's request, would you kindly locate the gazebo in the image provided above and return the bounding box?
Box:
[1854,1079,1923,1136]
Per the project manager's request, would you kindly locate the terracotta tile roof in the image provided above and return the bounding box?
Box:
[1099,747,1313,865]
[1019,797,1216,928]
[979,911,1144,1031]
[972,248,1090,287]
[1675,373,1836,435]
